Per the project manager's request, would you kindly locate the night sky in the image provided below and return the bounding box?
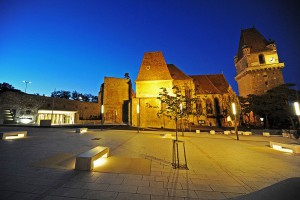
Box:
[1,0,299,96]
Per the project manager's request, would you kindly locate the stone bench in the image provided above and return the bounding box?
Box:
[160,133,173,138]
[0,131,27,140]
[196,130,200,133]
[263,132,270,137]
[210,130,215,134]
[243,131,252,136]
[224,130,231,135]
[75,146,109,171]
[76,128,88,133]
[270,141,300,154]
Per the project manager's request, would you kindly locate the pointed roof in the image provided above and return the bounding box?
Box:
[190,74,229,94]
[136,51,173,81]
[167,64,192,80]
[236,28,273,61]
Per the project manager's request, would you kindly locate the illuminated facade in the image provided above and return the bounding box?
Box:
[234,28,285,97]
[0,90,100,125]
[131,51,237,128]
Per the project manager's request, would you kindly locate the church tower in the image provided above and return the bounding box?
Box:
[234,28,284,97]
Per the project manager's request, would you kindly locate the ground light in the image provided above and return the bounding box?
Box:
[93,153,108,168]
[272,144,293,153]
[5,133,26,140]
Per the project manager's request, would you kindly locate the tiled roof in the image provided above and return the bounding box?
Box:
[136,51,173,81]
[190,74,229,94]
[167,64,192,80]
[236,28,273,61]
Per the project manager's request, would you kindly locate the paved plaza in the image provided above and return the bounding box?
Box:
[0,126,300,200]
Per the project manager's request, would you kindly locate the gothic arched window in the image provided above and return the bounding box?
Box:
[206,99,213,115]
[259,54,265,64]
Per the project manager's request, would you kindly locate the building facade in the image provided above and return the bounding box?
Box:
[98,77,133,124]
[234,28,284,97]
[130,51,237,129]
[0,90,100,125]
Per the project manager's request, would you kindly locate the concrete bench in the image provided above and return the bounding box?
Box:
[243,131,252,136]
[75,146,109,171]
[210,130,215,134]
[0,131,27,140]
[270,141,300,154]
[224,130,230,135]
[160,133,173,138]
[263,132,270,137]
[76,128,88,133]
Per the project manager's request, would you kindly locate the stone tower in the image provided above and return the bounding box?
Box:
[234,28,284,97]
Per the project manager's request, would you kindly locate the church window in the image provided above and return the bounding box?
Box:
[196,99,202,114]
[206,99,213,115]
[259,54,265,64]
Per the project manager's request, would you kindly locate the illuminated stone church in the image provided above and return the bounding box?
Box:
[99,51,237,129]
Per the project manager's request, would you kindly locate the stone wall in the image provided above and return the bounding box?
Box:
[101,77,132,124]
[0,91,100,124]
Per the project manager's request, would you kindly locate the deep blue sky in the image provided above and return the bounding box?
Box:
[1,0,299,96]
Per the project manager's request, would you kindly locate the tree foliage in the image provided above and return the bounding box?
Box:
[51,90,98,102]
[240,84,299,129]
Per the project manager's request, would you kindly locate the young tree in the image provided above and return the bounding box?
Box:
[155,86,193,139]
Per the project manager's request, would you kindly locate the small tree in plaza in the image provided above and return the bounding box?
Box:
[156,86,196,139]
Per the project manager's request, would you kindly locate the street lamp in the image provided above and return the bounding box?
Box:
[232,102,239,140]
[294,102,300,116]
[180,103,184,136]
[101,105,104,130]
[137,104,140,133]
[295,102,300,129]
[23,81,31,93]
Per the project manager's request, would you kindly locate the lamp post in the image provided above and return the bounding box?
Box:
[23,81,31,93]
[101,105,104,130]
[137,104,140,133]
[295,102,300,129]
[180,103,184,136]
[232,102,239,140]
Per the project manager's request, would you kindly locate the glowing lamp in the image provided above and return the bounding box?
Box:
[101,105,104,114]
[232,103,236,115]
[93,153,108,168]
[294,102,300,116]
[137,104,139,114]
[5,133,25,140]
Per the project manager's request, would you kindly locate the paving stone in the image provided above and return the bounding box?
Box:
[82,190,118,199]
[137,186,168,196]
[194,190,227,199]
[167,189,198,198]
[81,182,109,191]
[107,184,138,193]
[50,188,88,198]
[116,192,150,200]
[122,179,149,187]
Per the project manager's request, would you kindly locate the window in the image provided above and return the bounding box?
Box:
[259,54,265,64]
[206,99,213,114]
[196,99,202,114]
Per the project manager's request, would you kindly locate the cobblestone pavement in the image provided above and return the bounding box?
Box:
[0,127,299,200]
